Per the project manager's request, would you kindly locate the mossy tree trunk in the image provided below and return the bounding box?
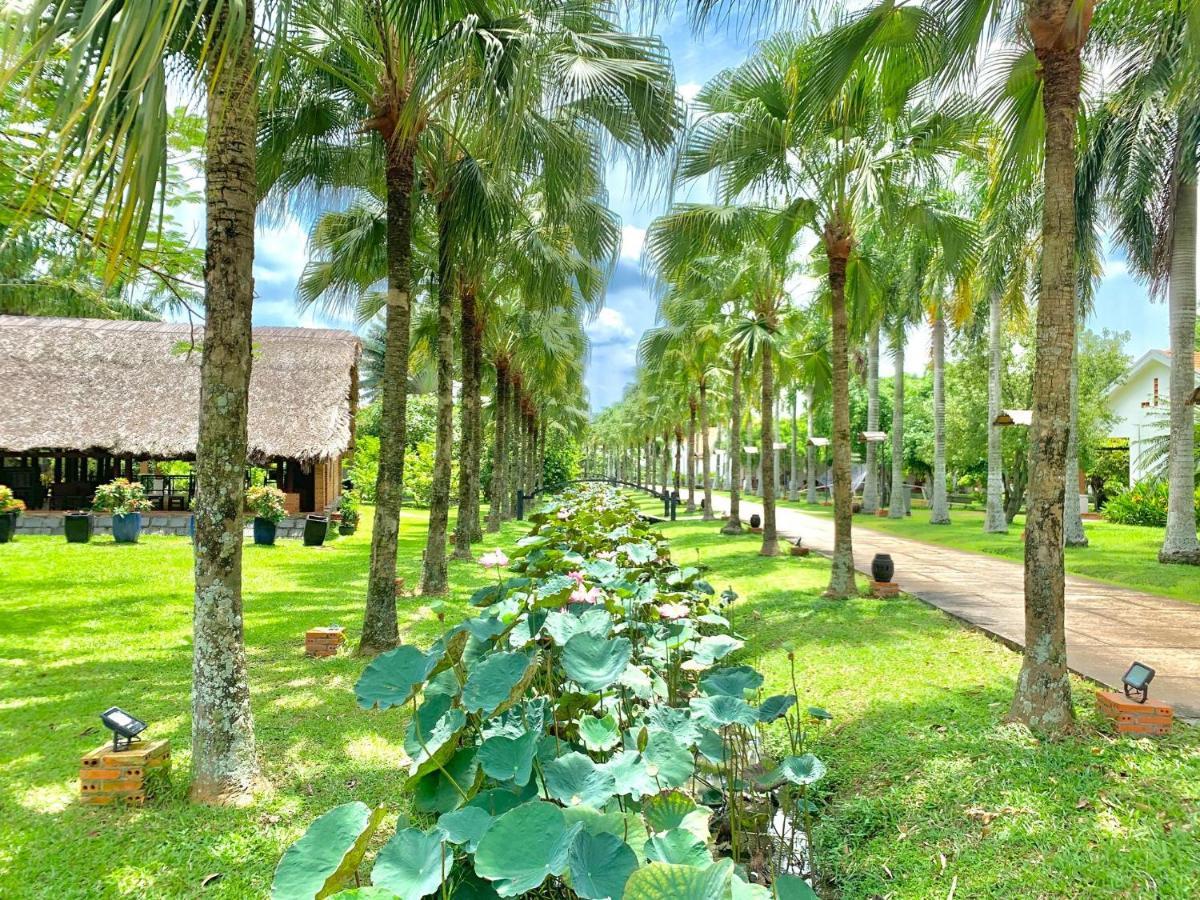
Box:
[191,3,258,802]
[722,347,744,533]
[862,326,880,513]
[825,228,857,598]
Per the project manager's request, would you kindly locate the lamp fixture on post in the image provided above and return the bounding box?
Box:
[1122,662,1155,704]
[100,706,147,752]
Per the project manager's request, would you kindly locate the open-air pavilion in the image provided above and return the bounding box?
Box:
[0,316,360,521]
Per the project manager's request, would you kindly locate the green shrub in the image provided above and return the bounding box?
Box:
[349,434,380,502]
[1103,479,1200,527]
[92,479,152,516]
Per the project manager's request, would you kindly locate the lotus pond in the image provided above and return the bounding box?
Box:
[272,486,824,899]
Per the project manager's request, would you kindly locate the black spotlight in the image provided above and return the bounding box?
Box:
[1122,662,1155,704]
[100,706,147,752]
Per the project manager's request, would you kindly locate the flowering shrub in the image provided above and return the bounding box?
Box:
[246,485,288,523]
[273,486,827,899]
[338,490,361,528]
[92,479,152,516]
[0,486,25,514]
[1103,479,1200,527]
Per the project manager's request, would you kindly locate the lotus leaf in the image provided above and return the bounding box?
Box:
[642,732,693,789]
[730,875,771,900]
[641,791,710,841]
[757,695,796,723]
[473,801,582,896]
[271,802,385,900]
[646,706,701,748]
[544,751,618,807]
[689,634,743,667]
[759,754,826,788]
[405,698,467,778]
[412,747,481,814]
[436,807,493,851]
[771,875,819,900]
[355,646,437,711]
[688,695,758,730]
[478,731,538,786]
[644,829,711,867]
[622,860,733,900]
[563,633,632,691]
[567,830,638,900]
[562,807,650,864]
[578,712,620,752]
[370,828,453,899]
[699,665,764,699]
[462,651,536,716]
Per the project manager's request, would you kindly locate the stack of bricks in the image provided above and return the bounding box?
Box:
[1096,690,1173,736]
[306,626,345,658]
[80,739,170,806]
[870,581,900,599]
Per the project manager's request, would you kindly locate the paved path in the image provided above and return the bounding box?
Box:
[715,495,1200,720]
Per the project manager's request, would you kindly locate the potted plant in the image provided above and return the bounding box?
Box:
[337,491,360,535]
[93,479,152,543]
[246,485,287,546]
[64,510,94,543]
[0,486,24,543]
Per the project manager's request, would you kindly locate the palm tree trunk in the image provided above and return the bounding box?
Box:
[722,347,744,533]
[888,330,906,519]
[420,197,454,594]
[1009,30,1083,733]
[453,284,479,559]
[505,379,520,518]
[788,387,798,501]
[985,289,1007,533]
[863,325,881,513]
[674,424,683,497]
[700,380,714,520]
[930,306,950,524]
[825,235,857,597]
[1064,285,1088,547]
[359,154,416,653]
[760,337,779,556]
[486,364,508,532]
[469,306,484,541]
[191,4,259,801]
[806,386,817,504]
[1159,178,1200,564]
[661,429,671,497]
[686,398,697,512]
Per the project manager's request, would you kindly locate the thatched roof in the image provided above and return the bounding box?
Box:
[0,316,360,462]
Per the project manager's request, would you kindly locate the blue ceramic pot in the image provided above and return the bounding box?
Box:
[253,517,277,546]
[111,512,142,544]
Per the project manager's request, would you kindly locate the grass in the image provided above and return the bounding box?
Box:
[0,508,529,899]
[1,497,1197,898]
[730,491,1200,604]
[654,503,1200,898]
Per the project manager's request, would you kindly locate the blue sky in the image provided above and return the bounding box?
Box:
[241,11,1167,412]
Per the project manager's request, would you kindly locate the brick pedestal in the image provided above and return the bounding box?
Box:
[306,626,345,658]
[870,580,900,599]
[789,545,810,557]
[1096,690,1173,736]
[80,739,170,806]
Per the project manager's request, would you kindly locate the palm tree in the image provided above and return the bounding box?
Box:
[6,0,282,801]
[680,24,977,594]
[1094,0,1200,565]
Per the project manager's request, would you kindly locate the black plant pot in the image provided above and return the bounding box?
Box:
[871,553,894,583]
[303,515,328,546]
[749,513,762,529]
[338,523,356,535]
[0,511,16,543]
[253,517,277,546]
[65,513,93,543]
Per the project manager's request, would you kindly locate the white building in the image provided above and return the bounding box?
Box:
[1104,349,1200,483]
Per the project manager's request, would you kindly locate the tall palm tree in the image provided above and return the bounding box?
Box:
[680,24,977,594]
[1095,0,1200,565]
[6,0,287,802]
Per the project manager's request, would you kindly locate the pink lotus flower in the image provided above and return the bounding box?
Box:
[657,602,690,620]
[557,508,572,520]
[479,549,510,569]
[570,586,605,605]
[595,550,616,561]
[567,570,586,585]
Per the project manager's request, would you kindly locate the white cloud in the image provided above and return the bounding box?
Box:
[590,307,635,343]
[619,224,646,262]
[255,219,309,286]
[677,81,702,104]
[1102,258,1128,281]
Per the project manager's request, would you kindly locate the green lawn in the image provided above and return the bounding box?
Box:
[739,492,1200,604]
[1,501,1197,898]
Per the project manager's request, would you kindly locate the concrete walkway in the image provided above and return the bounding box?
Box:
[717,495,1200,720]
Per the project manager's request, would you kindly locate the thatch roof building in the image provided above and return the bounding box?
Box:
[0,316,360,512]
